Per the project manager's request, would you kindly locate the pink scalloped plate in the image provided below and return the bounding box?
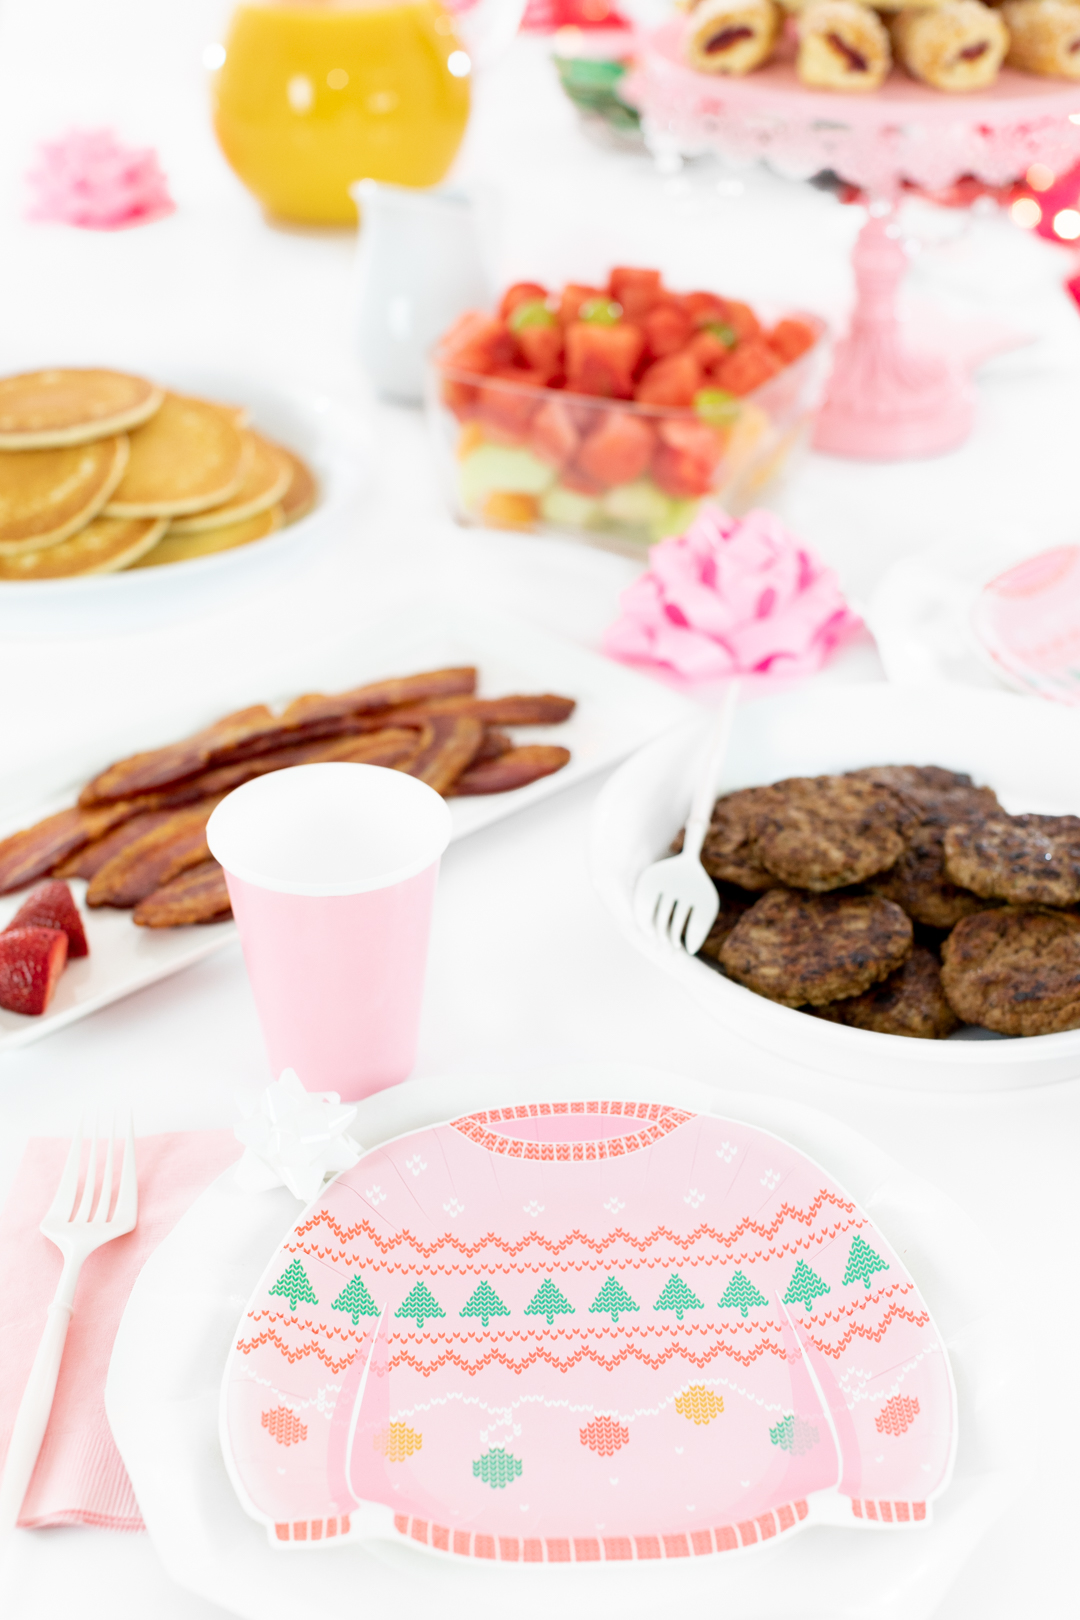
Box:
[220,1101,956,1563]
[971,545,1080,705]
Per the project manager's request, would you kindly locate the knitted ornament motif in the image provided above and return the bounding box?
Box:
[223,1100,956,1560]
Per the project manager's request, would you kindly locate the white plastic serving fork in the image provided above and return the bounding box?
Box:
[633,681,741,957]
[0,1115,137,1536]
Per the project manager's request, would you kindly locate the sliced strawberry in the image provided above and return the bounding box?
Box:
[576,411,655,487]
[634,349,701,408]
[0,926,68,1016]
[6,880,89,957]
[499,281,548,321]
[713,338,783,397]
[608,267,664,320]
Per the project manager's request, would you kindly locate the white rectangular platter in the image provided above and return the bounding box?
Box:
[0,597,695,1053]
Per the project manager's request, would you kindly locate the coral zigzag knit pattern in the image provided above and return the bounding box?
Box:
[222,1101,955,1559]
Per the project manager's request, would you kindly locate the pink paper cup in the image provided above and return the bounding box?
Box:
[207,762,452,1101]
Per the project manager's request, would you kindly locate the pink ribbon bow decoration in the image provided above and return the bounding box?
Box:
[26,128,175,231]
[602,505,863,683]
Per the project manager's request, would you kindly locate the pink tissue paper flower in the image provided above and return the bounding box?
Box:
[602,505,863,683]
[26,128,175,231]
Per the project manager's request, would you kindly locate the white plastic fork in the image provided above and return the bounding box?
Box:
[633,681,741,957]
[0,1115,137,1535]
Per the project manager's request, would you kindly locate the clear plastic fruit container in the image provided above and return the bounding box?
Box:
[427,313,828,556]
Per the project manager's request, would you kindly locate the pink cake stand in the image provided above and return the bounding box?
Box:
[624,25,1080,459]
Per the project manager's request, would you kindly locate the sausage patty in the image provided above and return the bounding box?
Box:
[718,888,913,1006]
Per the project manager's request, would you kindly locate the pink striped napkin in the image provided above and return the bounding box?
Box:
[0,1130,240,1529]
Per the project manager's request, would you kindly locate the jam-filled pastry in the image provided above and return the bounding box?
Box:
[892,1,1007,89]
[796,1,892,88]
[1002,0,1080,77]
[684,0,783,73]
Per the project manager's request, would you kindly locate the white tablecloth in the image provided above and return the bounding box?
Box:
[1,5,1078,1616]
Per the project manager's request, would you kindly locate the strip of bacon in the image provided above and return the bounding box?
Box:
[131,726,425,810]
[277,667,476,731]
[133,860,232,928]
[79,669,476,804]
[389,693,576,727]
[405,714,484,796]
[0,803,142,895]
[55,809,177,880]
[473,729,514,764]
[87,799,225,908]
[449,745,571,796]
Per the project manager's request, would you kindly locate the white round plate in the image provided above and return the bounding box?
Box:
[105,1066,1016,1620]
[588,684,1080,1091]
[0,366,368,638]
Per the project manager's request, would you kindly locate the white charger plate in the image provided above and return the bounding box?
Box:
[0,598,695,1052]
[588,683,1080,1092]
[105,1064,1018,1620]
[0,367,368,639]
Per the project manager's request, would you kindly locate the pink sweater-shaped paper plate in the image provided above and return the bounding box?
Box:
[220,1102,956,1563]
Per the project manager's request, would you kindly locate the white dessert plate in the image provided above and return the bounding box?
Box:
[0,366,368,639]
[0,598,695,1052]
[589,682,1080,1092]
[106,1065,1016,1620]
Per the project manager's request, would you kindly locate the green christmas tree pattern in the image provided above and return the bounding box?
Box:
[842,1233,889,1289]
[472,1448,523,1488]
[769,1414,819,1456]
[460,1279,511,1328]
[653,1272,704,1322]
[524,1277,575,1326]
[718,1270,768,1319]
[782,1259,830,1314]
[269,1257,318,1312]
[331,1274,379,1326]
[588,1275,640,1324]
[394,1280,446,1329]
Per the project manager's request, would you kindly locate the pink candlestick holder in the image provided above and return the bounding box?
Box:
[624,27,1080,460]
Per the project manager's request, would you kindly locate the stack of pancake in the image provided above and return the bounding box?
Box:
[0,368,317,581]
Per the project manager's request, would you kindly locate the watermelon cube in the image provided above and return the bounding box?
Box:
[643,303,695,360]
[560,283,606,324]
[634,350,701,408]
[530,399,579,468]
[576,412,656,487]
[713,339,783,397]
[565,323,644,399]
[608,267,663,320]
[500,282,548,320]
[768,318,818,364]
[652,418,724,499]
[437,312,514,375]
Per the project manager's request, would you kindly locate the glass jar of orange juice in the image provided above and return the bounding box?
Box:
[211,0,473,225]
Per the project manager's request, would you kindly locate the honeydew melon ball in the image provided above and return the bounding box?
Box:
[459,445,556,511]
[540,483,602,531]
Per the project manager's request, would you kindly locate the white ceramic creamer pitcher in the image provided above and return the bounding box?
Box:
[351,178,492,404]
